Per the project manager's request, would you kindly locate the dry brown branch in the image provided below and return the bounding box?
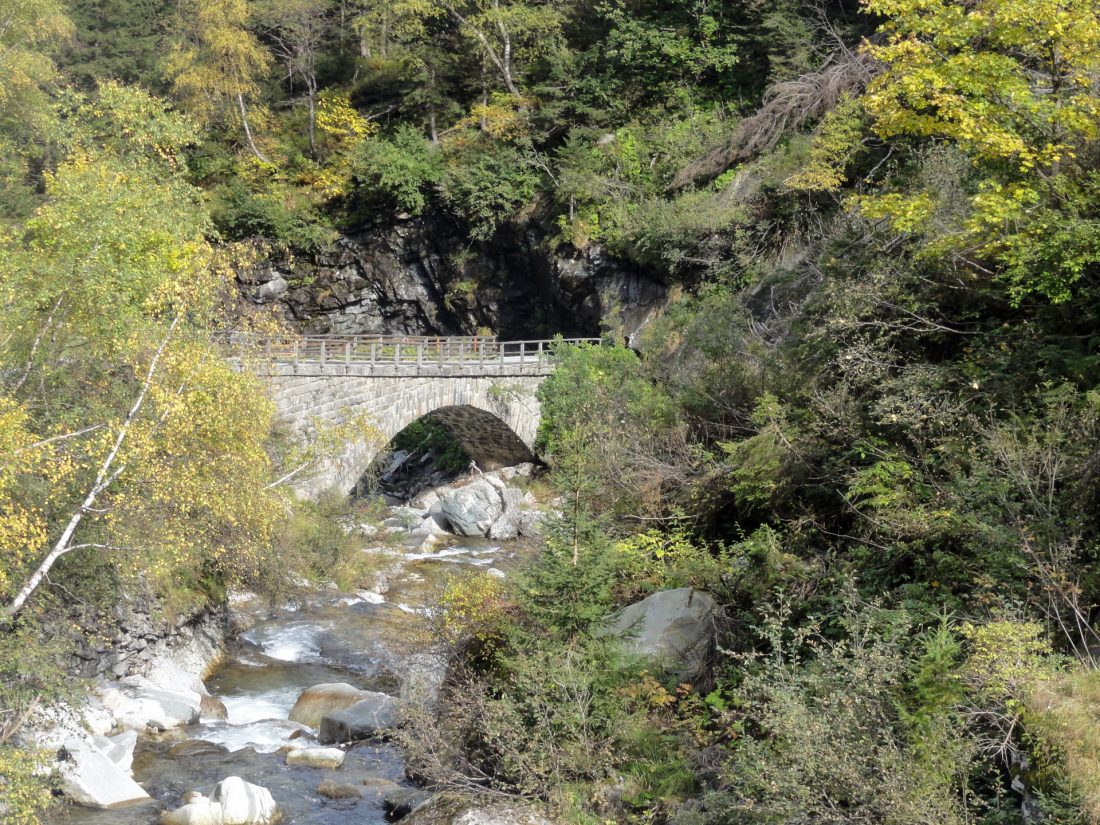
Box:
[671,49,880,190]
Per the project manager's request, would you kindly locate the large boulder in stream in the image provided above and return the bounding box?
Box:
[160,795,224,825]
[211,776,279,825]
[439,476,531,539]
[439,478,503,536]
[600,588,720,683]
[487,488,524,540]
[318,692,403,743]
[100,679,202,731]
[286,746,345,769]
[58,737,150,809]
[288,682,371,728]
[161,777,279,825]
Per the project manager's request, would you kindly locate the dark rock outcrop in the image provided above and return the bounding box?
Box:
[237,215,667,345]
[64,588,226,682]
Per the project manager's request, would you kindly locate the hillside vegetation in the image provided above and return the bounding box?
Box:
[2,0,1100,822]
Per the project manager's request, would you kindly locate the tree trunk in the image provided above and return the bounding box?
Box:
[237,93,270,163]
[442,1,520,96]
[492,0,516,94]
[3,317,180,621]
[480,61,489,131]
[307,80,317,156]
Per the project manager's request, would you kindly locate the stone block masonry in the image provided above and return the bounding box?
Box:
[267,369,546,498]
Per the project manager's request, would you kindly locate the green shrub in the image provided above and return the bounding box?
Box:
[440,140,543,240]
[390,417,469,476]
[261,494,383,597]
[212,177,336,250]
[350,125,444,215]
[711,601,975,825]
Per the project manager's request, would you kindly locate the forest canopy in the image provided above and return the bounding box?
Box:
[3,0,1100,822]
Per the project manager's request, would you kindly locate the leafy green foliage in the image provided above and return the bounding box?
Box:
[350,124,444,214]
[860,0,1100,304]
[439,139,543,240]
[706,602,975,825]
[389,416,469,475]
[537,342,689,524]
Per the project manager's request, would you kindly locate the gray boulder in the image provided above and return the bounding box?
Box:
[253,275,289,303]
[289,682,369,728]
[518,510,545,538]
[383,787,433,820]
[318,692,403,744]
[420,511,450,538]
[101,679,202,731]
[440,479,503,536]
[210,776,279,824]
[91,730,137,774]
[159,796,223,825]
[286,746,345,769]
[498,463,535,481]
[412,489,441,510]
[58,738,150,809]
[601,588,719,683]
[404,796,555,825]
[488,488,524,540]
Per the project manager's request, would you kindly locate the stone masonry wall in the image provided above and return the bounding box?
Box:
[267,371,545,498]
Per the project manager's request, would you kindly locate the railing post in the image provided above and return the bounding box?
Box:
[320,340,326,367]
[344,341,351,368]
[292,339,300,366]
[394,340,400,367]
[417,341,423,373]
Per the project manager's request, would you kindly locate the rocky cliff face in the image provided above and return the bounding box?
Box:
[65,592,226,681]
[237,214,668,345]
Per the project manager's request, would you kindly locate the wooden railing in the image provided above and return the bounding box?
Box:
[216,333,603,376]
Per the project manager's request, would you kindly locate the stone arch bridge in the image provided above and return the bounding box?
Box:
[228,335,599,498]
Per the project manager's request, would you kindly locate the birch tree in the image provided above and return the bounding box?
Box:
[0,102,282,621]
[404,0,562,98]
[164,0,273,161]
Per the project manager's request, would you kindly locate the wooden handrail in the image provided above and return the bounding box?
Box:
[215,333,602,375]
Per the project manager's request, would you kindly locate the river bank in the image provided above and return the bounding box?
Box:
[56,530,527,825]
[30,463,548,825]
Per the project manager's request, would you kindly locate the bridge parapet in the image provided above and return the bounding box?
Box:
[219,333,601,378]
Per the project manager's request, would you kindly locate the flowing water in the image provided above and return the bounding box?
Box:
[64,536,520,825]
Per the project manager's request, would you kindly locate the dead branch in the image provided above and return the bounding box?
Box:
[671,48,880,190]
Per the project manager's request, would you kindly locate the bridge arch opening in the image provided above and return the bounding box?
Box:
[357,405,537,502]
